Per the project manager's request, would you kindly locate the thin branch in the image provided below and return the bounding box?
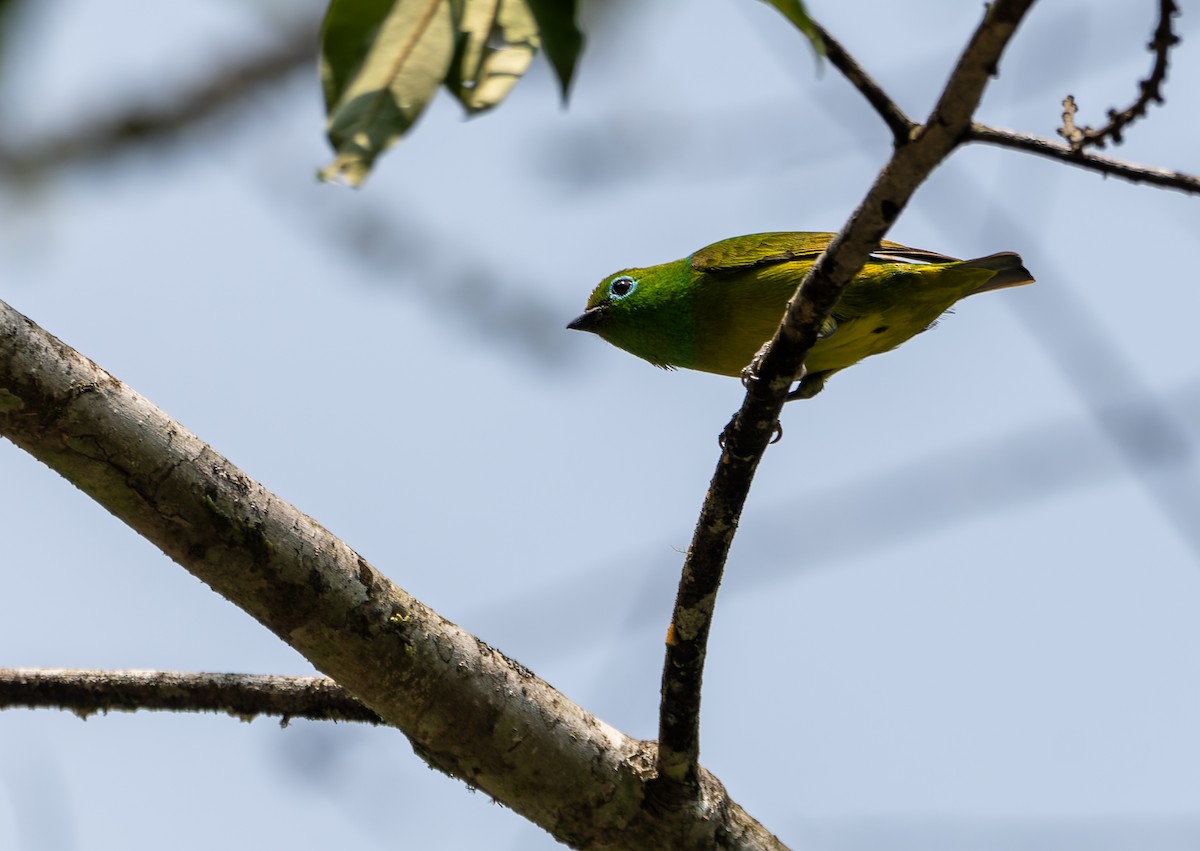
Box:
[1057,0,1180,150]
[652,0,1038,806]
[968,123,1200,194]
[825,0,1196,195]
[0,669,383,724]
[0,22,320,176]
[0,298,784,851]
[814,22,915,143]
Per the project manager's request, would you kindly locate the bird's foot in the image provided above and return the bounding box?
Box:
[743,344,810,401]
[785,370,829,402]
[740,342,775,390]
[718,416,783,449]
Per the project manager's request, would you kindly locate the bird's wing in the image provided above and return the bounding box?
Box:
[868,244,961,264]
[690,232,833,272]
[691,232,958,273]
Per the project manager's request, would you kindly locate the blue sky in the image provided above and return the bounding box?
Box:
[2,1,1200,848]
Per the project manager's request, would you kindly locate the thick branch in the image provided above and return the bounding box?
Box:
[0,299,784,851]
[968,123,1200,194]
[0,669,382,724]
[654,0,1037,804]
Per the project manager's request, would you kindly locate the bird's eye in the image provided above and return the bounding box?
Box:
[608,276,637,300]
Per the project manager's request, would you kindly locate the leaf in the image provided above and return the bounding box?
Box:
[319,0,456,186]
[758,0,824,61]
[445,0,540,115]
[525,0,583,102]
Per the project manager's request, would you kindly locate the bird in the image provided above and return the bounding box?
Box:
[567,231,1034,400]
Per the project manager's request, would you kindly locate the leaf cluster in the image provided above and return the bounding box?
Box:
[320,0,585,185]
[318,0,819,185]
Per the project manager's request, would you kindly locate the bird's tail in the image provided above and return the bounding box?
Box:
[959,252,1036,294]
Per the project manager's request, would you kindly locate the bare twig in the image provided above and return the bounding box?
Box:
[1057,0,1180,150]
[824,0,1195,195]
[814,22,915,143]
[1058,94,1084,146]
[0,669,383,724]
[652,0,1038,806]
[968,123,1200,194]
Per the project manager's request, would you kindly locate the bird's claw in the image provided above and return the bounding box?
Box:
[744,344,812,405]
[740,342,774,389]
[718,419,734,449]
[718,418,783,448]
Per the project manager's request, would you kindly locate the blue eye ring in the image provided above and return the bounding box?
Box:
[607,275,637,300]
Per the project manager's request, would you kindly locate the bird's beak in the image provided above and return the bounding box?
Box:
[566,305,606,333]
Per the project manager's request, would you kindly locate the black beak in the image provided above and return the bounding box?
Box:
[566,306,605,333]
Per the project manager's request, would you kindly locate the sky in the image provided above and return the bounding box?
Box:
[2,0,1200,849]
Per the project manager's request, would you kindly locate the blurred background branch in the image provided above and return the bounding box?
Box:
[0,13,322,177]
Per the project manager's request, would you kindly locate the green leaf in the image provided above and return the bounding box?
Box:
[445,0,540,115]
[320,0,456,186]
[759,0,824,61]
[525,0,583,102]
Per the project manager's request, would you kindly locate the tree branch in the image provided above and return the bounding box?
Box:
[814,22,915,143]
[1057,0,1180,150]
[0,299,784,851]
[967,122,1200,194]
[0,22,319,176]
[823,0,1196,196]
[653,0,1037,805]
[0,668,383,724]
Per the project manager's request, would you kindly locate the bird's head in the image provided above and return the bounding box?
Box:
[567,261,694,370]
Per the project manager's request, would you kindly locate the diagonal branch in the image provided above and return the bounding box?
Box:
[1057,0,1180,151]
[967,122,1200,194]
[0,298,784,851]
[0,22,320,176]
[653,0,1038,806]
[0,668,383,724]
[814,22,915,143]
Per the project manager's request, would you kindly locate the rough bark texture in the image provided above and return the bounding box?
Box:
[0,299,785,850]
[0,669,384,723]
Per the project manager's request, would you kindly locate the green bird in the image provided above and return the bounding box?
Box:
[567,232,1034,400]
